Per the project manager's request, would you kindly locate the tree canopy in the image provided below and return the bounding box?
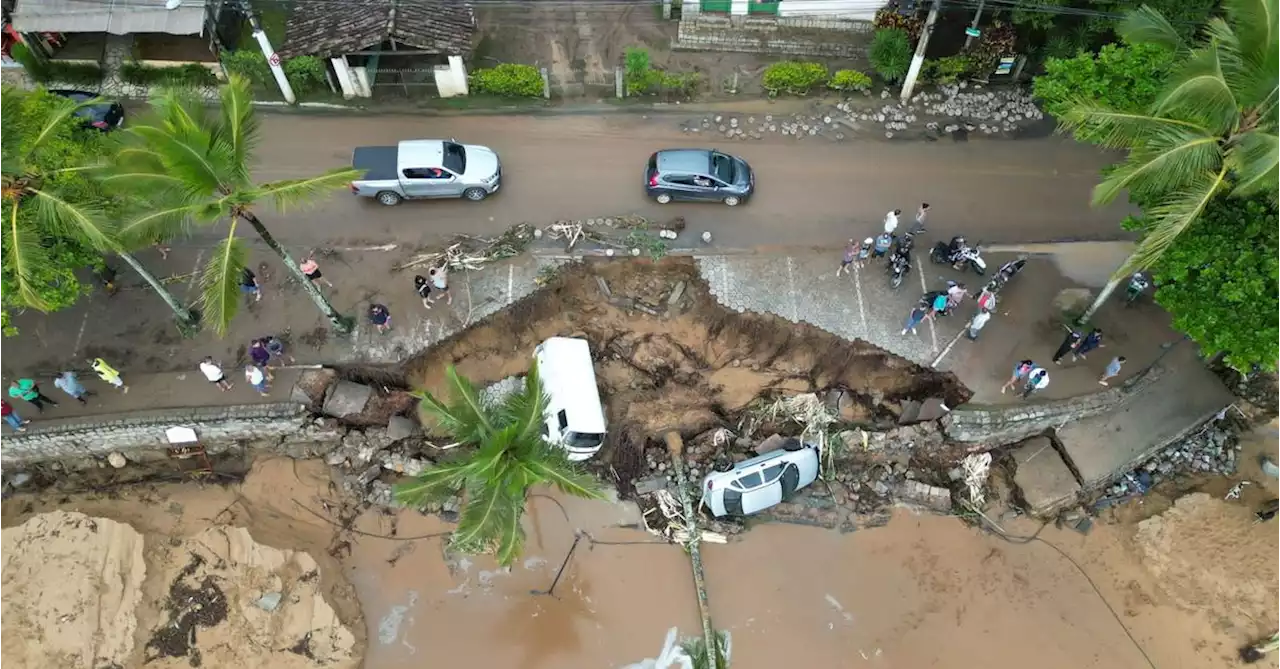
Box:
[1057,0,1278,275]
[1,86,112,333]
[1135,194,1279,371]
[1033,41,1174,134]
[394,364,602,566]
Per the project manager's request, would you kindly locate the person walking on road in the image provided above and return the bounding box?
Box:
[265,335,295,365]
[1001,360,1035,395]
[910,202,930,234]
[857,237,873,266]
[966,308,992,340]
[54,370,93,404]
[1052,329,1082,365]
[1072,328,1105,361]
[249,340,275,381]
[413,274,433,308]
[837,239,859,276]
[240,267,262,303]
[299,253,334,290]
[429,266,452,305]
[91,358,128,393]
[1098,356,1127,386]
[883,209,901,235]
[368,304,392,334]
[2,400,29,432]
[902,306,931,336]
[8,378,58,412]
[199,357,234,391]
[245,365,270,396]
[1022,367,1050,399]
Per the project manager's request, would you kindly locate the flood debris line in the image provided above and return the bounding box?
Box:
[395,224,536,272]
[678,85,1044,141]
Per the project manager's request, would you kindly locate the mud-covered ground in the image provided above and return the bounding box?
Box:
[402,258,970,493]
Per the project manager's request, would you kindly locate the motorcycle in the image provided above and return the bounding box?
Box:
[995,258,1025,286]
[887,248,911,289]
[930,236,986,275]
[955,244,987,275]
[919,290,951,317]
[1125,272,1150,305]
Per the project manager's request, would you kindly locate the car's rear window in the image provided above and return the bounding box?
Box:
[711,154,735,183]
[443,142,467,173]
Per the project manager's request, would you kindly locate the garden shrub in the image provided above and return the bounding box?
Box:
[120,62,218,87]
[827,69,872,92]
[922,55,971,85]
[761,61,828,96]
[12,44,104,85]
[471,63,544,97]
[623,47,700,98]
[868,29,912,82]
[219,50,272,87]
[283,55,326,95]
[966,21,1017,78]
[872,8,924,41]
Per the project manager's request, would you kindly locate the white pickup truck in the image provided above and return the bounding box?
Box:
[349,139,502,206]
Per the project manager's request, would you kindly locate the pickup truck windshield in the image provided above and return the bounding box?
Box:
[443,142,467,174]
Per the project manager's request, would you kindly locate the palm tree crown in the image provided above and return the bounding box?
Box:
[108,76,359,334]
[393,363,603,566]
[1059,0,1278,273]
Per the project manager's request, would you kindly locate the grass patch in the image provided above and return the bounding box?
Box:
[237,0,292,47]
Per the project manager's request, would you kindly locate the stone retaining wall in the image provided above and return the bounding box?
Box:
[0,403,346,465]
[942,363,1166,447]
[675,16,873,59]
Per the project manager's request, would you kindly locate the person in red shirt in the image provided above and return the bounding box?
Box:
[2,399,30,432]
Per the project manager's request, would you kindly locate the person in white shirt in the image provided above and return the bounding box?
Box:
[967,308,991,340]
[199,357,232,391]
[1021,367,1049,398]
[883,208,901,234]
[245,365,269,396]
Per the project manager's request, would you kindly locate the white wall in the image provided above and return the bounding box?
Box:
[778,0,885,20]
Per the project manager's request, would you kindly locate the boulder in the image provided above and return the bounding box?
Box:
[322,381,373,419]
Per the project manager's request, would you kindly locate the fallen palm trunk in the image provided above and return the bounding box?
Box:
[664,431,720,668]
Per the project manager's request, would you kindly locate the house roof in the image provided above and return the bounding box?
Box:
[11,0,209,35]
[280,0,475,58]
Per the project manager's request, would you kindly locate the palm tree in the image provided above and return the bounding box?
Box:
[393,363,603,566]
[2,87,198,331]
[107,76,360,335]
[1059,0,1278,320]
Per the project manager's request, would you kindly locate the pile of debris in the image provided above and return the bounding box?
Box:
[678,84,1045,141]
[1108,418,1242,498]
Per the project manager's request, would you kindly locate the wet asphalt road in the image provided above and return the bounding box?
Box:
[223,107,1134,250]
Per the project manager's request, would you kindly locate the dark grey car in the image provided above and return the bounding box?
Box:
[645,149,754,206]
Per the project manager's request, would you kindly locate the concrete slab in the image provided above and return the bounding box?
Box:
[386,415,418,442]
[1057,346,1234,487]
[1012,436,1081,516]
[322,381,373,419]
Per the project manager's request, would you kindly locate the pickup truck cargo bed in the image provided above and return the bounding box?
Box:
[352,146,397,181]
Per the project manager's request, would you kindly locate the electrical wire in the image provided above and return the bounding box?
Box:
[291,498,455,540]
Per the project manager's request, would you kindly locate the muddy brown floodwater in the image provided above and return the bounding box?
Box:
[5,456,1275,669]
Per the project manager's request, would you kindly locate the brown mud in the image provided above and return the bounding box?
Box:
[403,258,970,489]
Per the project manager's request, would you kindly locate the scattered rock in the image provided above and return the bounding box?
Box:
[385,415,418,443]
[107,452,128,469]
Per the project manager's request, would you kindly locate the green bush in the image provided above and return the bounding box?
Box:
[283,55,326,95]
[120,62,218,87]
[623,47,700,98]
[471,63,544,97]
[12,44,104,85]
[827,69,872,92]
[868,29,912,82]
[872,7,924,41]
[761,61,828,96]
[922,56,971,85]
[220,50,272,87]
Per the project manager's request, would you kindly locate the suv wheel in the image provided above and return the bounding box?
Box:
[723,195,741,207]
[655,193,672,204]
[463,187,488,201]
[376,191,401,206]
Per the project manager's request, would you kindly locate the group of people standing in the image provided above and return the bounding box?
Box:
[999,327,1128,400]
[837,203,931,274]
[3,358,128,431]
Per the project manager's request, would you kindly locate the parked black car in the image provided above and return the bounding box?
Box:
[645,149,754,206]
[50,89,125,131]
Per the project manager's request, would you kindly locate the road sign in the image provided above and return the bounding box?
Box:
[268,53,281,67]
[964,27,980,37]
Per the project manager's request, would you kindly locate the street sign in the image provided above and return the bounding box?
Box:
[993,56,1016,76]
[964,27,980,37]
[268,53,281,67]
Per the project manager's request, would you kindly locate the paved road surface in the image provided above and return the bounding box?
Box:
[231,110,1134,251]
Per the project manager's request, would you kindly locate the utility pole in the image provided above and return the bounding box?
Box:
[238,0,295,103]
[899,0,942,104]
[963,0,984,50]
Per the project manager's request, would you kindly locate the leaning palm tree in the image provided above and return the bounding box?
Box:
[1059,0,1278,320]
[393,363,603,566]
[107,76,360,335]
[1,86,197,331]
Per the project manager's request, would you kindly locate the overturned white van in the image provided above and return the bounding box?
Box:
[534,337,607,461]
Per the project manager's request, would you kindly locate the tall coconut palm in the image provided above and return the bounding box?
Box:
[1,86,198,331]
[107,76,360,335]
[393,363,603,566]
[1059,0,1278,320]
